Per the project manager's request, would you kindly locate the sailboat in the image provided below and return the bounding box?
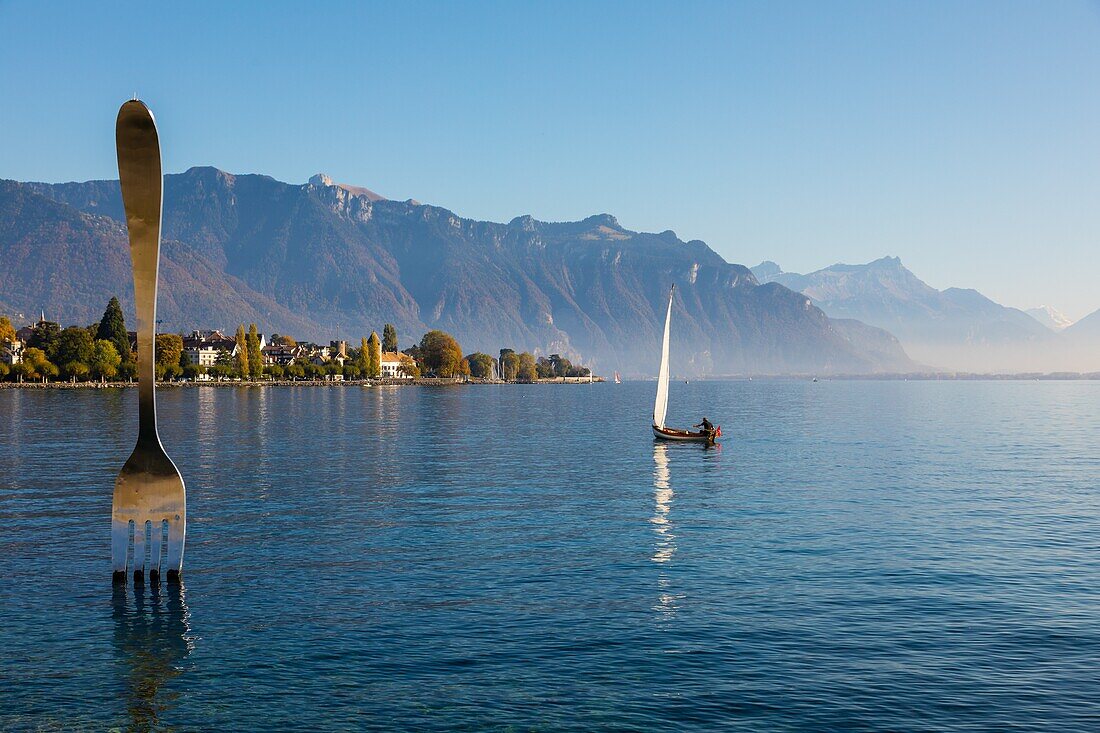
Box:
[614,372,622,384]
[652,285,720,444]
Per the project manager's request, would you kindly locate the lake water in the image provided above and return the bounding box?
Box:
[1,381,1098,731]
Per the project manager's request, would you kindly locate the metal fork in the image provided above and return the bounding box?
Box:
[112,99,187,584]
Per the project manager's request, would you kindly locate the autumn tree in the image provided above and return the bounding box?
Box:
[0,316,16,344]
[20,347,57,382]
[419,330,463,377]
[234,324,249,377]
[96,296,130,360]
[155,333,184,380]
[367,331,382,378]
[516,352,537,382]
[382,323,398,353]
[247,323,264,379]
[88,340,122,381]
[358,337,370,377]
[272,334,297,347]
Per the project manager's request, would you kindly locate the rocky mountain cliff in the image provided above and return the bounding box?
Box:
[751,257,1098,372]
[1,168,914,375]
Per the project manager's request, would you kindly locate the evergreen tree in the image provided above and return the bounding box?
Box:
[247,323,264,379]
[382,323,398,353]
[235,324,249,377]
[367,331,382,377]
[96,296,130,360]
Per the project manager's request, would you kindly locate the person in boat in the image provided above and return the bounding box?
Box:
[694,417,714,434]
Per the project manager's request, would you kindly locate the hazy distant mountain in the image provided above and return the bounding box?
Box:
[751,257,1069,372]
[1026,305,1074,332]
[0,169,914,375]
[1064,309,1100,342]
[1061,310,1100,371]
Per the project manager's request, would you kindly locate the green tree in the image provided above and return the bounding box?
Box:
[0,316,16,344]
[247,323,264,379]
[209,363,235,380]
[55,326,94,369]
[549,354,573,378]
[95,296,130,360]
[0,363,9,381]
[367,331,382,378]
[27,321,61,360]
[62,361,90,381]
[419,330,464,377]
[536,356,554,379]
[286,363,306,380]
[89,339,122,381]
[343,364,361,380]
[264,364,285,380]
[464,352,495,379]
[382,323,398,353]
[516,352,537,382]
[234,324,249,377]
[118,357,138,381]
[155,333,184,368]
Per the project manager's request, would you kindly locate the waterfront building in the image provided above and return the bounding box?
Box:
[380,352,413,379]
[1,339,23,365]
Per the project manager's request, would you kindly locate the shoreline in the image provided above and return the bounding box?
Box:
[1,373,1097,389]
[0,376,607,390]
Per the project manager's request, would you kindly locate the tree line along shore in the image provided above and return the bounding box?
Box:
[0,297,594,386]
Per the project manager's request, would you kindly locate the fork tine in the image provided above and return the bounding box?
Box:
[148,518,164,581]
[112,517,131,579]
[132,519,148,582]
[165,514,186,581]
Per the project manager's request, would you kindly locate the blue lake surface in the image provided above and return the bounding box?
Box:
[1,381,1098,731]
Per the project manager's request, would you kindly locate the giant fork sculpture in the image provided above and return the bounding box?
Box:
[112,100,186,584]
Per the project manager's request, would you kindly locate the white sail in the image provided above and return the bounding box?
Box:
[653,285,674,428]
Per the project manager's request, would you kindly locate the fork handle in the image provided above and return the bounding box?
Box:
[116,101,163,444]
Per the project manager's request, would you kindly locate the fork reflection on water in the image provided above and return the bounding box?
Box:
[112,583,193,731]
[0,381,1098,731]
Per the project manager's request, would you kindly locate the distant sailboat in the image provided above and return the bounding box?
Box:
[614,372,622,384]
[651,285,720,444]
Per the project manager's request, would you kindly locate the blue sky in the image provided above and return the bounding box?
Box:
[2,1,1098,319]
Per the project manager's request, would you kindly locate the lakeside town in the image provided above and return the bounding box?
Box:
[0,297,595,386]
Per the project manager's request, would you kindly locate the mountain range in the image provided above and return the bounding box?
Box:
[0,168,916,376]
[752,258,1099,372]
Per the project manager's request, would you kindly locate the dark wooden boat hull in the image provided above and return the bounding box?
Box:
[652,425,716,443]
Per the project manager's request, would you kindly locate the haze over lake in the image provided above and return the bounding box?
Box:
[2,381,1097,731]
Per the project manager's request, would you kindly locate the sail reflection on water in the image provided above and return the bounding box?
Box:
[651,444,681,618]
[111,582,194,730]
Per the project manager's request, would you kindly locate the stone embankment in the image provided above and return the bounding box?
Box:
[0,376,604,389]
